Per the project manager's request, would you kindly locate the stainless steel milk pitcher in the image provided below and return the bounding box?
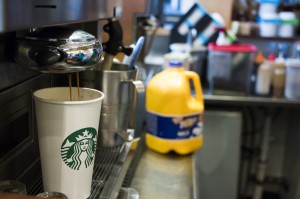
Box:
[80,63,145,147]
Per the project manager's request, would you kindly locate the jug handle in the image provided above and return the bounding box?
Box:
[116,80,145,142]
[128,80,145,133]
[185,71,204,104]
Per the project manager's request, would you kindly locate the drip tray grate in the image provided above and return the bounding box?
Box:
[89,144,125,198]
[28,144,126,198]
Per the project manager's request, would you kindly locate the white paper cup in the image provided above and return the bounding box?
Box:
[33,87,104,199]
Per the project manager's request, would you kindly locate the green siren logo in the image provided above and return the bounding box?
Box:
[61,127,97,170]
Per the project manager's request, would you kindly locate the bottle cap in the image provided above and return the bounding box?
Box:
[169,60,183,67]
[275,52,285,64]
[268,52,276,61]
[255,51,264,63]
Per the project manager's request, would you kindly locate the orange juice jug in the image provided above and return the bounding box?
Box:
[146,60,204,155]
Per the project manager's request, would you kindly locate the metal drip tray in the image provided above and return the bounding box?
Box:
[90,143,131,199]
[28,143,132,199]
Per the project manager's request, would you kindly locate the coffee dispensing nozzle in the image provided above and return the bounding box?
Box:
[14,26,103,73]
[101,18,133,70]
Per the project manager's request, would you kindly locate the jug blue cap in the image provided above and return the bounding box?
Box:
[169,60,183,67]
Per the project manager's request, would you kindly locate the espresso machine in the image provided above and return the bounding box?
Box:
[0,0,143,198]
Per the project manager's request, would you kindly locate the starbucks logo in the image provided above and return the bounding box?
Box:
[61,128,97,170]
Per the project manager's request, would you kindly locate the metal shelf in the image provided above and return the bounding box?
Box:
[204,94,300,108]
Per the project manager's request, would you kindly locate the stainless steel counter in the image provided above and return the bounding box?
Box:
[121,92,300,199]
[130,148,194,199]
[127,110,243,199]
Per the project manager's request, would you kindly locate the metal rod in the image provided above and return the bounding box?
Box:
[253,111,272,199]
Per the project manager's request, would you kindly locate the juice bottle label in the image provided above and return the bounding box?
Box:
[146,111,203,139]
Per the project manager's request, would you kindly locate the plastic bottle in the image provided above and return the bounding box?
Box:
[255,59,273,96]
[267,52,276,62]
[145,60,204,155]
[216,31,231,46]
[215,27,234,45]
[272,53,286,98]
[250,51,264,95]
[294,41,300,58]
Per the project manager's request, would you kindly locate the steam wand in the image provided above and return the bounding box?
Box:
[102,18,133,70]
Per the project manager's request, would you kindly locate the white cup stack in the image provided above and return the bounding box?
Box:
[278,11,298,38]
[258,0,280,37]
[258,0,298,38]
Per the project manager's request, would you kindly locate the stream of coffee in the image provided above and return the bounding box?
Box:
[68,72,80,101]
[76,72,80,101]
[68,72,81,101]
[68,73,72,101]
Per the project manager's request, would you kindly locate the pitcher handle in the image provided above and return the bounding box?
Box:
[116,80,145,142]
[128,80,145,134]
[185,71,204,104]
